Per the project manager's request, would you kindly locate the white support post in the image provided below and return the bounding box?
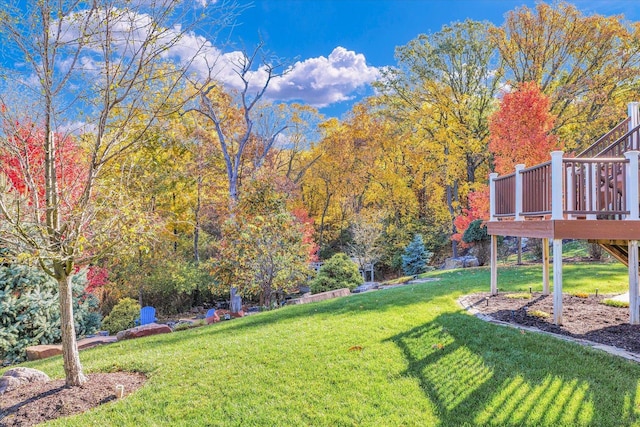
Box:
[515,164,525,221]
[551,151,565,220]
[629,240,639,325]
[489,172,498,221]
[553,239,563,325]
[542,238,550,296]
[625,151,640,220]
[490,235,498,295]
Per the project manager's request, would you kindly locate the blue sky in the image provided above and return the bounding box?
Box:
[211,0,640,119]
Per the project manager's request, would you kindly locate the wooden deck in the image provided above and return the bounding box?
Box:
[486,103,640,326]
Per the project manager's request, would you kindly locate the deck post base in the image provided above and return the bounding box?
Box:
[490,235,498,295]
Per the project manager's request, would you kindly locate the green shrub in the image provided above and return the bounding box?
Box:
[529,310,551,319]
[401,234,432,276]
[101,297,140,335]
[462,220,491,265]
[310,253,363,293]
[601,299,629,308]
[0,265,102,364]
[505,293,532,299]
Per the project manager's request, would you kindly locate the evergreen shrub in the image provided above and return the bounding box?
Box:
[401,234,433,276]
[101,297,141,335]
[0,265,102,364]
[310,253,363,293]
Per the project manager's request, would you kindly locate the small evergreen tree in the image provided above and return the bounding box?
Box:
[402,234,432,276]
[462,219,491,265]
[0,265,102,364]
[310,253,363,293]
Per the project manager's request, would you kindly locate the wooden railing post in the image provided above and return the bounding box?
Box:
[629,102,639,130]
[489,172,498,221]
[515,164,524,220]
[551,151,564,220]
[625,151,640,220]
[629,102,639,151]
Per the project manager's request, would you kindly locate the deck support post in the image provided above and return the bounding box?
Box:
[489,172,499,296]
[490,235,498,295]
[551,151,564,220]
[553,238,563,325]
[542,238,550,296]
[629,240,640,325]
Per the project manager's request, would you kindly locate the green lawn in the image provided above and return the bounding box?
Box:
[7,262,640,426]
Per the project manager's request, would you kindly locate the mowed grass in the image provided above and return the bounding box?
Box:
[7,262,640,426]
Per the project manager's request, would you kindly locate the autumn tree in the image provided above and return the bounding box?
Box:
[211,178,315,307]
[489,81,560,175]
[347,213,384,281]
[489,1,640,150]
[0,0,235,386]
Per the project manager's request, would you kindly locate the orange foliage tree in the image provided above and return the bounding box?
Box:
[489,81,561,175]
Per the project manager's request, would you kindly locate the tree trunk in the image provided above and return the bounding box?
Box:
[446,183,459,258]
[517,237,523,265]
[55,265,87,386]
[193,175,202,263]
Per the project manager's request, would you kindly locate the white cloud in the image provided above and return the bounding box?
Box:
[172,45,380,108]
[52,7,379,109]
[265,47,380,108]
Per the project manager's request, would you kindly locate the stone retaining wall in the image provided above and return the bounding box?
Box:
[288,288,351,305]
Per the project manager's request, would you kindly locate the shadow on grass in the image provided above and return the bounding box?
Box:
[388,312,640,426]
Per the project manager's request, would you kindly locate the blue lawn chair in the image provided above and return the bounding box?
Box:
[135,306,157,326]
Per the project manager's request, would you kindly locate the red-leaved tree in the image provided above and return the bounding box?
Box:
[489,81,561,175]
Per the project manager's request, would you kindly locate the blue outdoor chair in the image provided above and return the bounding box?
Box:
[135,306,157,326]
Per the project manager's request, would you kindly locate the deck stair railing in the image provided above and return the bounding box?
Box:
[591,123,640,158]
[578,117,630,158]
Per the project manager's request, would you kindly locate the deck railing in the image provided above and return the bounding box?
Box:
[490,151,640,221]
[521,162,552,216]
[578,117,630,158]
[493,172,515,217]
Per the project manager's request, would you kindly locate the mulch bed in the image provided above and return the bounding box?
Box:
[0,372,146,427]
[462,292,640,354]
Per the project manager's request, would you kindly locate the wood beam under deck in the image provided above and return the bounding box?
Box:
[487,220,640,240]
